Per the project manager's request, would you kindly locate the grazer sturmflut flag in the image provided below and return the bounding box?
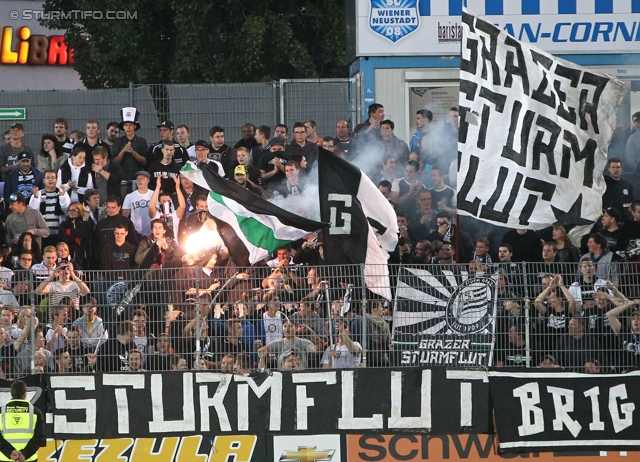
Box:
[318,148,398,300]
[181,162,324,264]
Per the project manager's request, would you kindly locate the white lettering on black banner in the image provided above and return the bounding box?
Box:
[47,368,491,439]
[489,371,640,453]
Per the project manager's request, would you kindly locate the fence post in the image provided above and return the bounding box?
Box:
[360,264,367,367]
[279,79,287,125]
[521,262,531,368]
[129,82,134,107]
[29,271,36,375]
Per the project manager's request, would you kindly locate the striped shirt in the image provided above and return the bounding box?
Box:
[28,190,70,235]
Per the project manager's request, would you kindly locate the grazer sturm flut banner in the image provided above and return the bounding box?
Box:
[457,8,626,230]
[392,266,497,366]
[47,369,491,439]
[488,370,640,453]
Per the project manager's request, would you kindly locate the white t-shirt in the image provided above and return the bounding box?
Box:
[45,324,68,353]
[123,189,154,236]
[320,342,362,368]
[263,311,283,345]
[0,267,14,288]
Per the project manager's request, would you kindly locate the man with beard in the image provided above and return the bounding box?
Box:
[208,126,235,177]
[232,165,263,196]
[233,123,258,151]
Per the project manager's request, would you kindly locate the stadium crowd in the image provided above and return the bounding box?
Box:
[0,104,638,376]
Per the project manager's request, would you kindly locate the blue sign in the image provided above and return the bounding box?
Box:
[369,0,420,42]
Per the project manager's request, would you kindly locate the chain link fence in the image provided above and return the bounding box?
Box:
[3,262,638,376]
[0,80,353,149]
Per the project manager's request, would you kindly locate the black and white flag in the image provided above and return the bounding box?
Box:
[489,370,640,453]
[318,148,398,300]
[392,265,497,367]
[458,8,626,229]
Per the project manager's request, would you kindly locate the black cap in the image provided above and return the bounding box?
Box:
[195,140,209,148]
[156,120,174,130]
[17,151,32,161]
[270,137,286,146]
[603,207,622,222]
[9,193,26,204]
[11,122,24,130]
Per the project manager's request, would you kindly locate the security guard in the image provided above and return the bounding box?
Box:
[0,381,45,462]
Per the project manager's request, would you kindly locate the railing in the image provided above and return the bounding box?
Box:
[1,261,638,376]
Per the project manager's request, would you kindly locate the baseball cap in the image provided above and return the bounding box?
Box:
[135,170,150,179]
[156,120,174,130]
[234,165,248,175]
[17,151,32,161]
[9,193,26,204]
[195,140,209,148]
[270,137,286,147]
[603,207,622,222]
[279,348,301,362]
[10,122,24,130]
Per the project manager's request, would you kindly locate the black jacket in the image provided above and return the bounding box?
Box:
[59,161,92,203]
[91,160,123,200]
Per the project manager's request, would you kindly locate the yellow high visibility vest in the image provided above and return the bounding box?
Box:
[0,399,38,462]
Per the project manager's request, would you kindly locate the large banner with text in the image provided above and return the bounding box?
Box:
[46,368,492,439]
[489,370,640,453]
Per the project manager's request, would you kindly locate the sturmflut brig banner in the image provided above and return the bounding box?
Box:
[489,371,640,453]
[45,369,491,439]
[457,8,626,229]
[392,266,497,366]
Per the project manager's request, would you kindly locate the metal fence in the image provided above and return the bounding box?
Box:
[3,262,638,377]
[0,80,353,149]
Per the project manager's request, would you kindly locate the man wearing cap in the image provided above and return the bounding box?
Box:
[0,123,34,182]
[112,107,149,182]
[148,120,189,167]
[5,194,49,248]
[194,140,225,176]
[208,126,234,177]
[600,207,623,251]
[122,171,154,238]
[232,165,263,196]
[3,151,44,202]
[258,137,290,188]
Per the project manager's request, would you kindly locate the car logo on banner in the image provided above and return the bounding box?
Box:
[369,0,419,42]
[274,435,340,462]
